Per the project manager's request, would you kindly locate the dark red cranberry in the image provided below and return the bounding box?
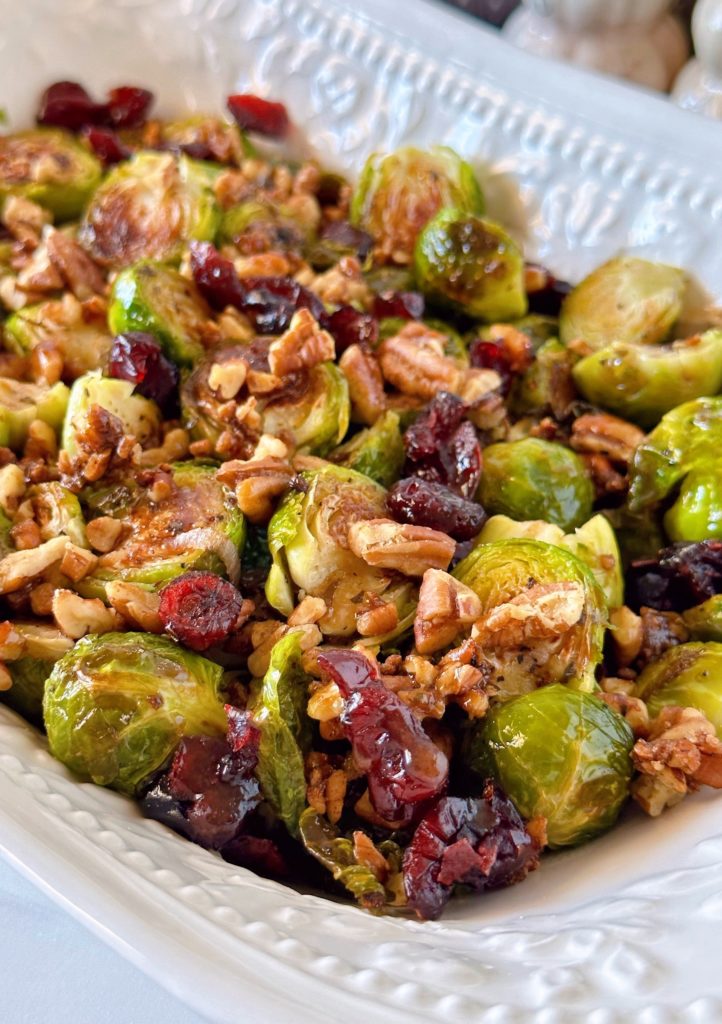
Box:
[402,782,541,920]
[106,86,154,129]
[108,332,179,411]
[222,835,289,878]
[37,81,108,130]
[227,94,290,137]
[83,126,130,165]
[190,241,248,309]
[405,392,467,459]
[469,339,513,395]
[525,262,572,317]
[158,571,245,651]
[404,393,482,498]
[373,290,425,321]
[627,540,722,612]
[388,477,486,541]
[319,221,374,261]
[317,649,448,825]
[324,306,378,353]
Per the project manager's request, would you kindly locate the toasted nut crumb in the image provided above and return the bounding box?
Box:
[307,680,344,721]
[338,344,387,426]
[268,308,335,377]
[86,516,123,553]
[0,536,68,593]
[106,581,163,633]
[24,419,58,460]
[312,256,372,308]
[348,518,456,576]
[0,464,26,514]
[217,306,254,343]
[599,691,650,735]
[52,588,123,639]
[11,519,42,550]
[30,582,56,616]
[45,228,106,300]
[356,594,399,637]
[209,359,248,400]
[473,582,586,648]
[59,543,98,582]
[609,605,643,667]
[2,195,51,244]
[414,569,483,654]
[189,438,215,458]
[288,596,327,626]
[139,428,190,468]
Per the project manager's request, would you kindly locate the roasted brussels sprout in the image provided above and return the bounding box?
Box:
[77,462,246,598]
[663,466,722,542]
[414,209,527,322]
[572,330,722,429]
[627,397,722,515]
[351,145,484,264]
[329,411,405,488]
[61,371,161,455]
[108,261,212,367]
[0,128,102,220]
[78,152,220,268]
[478,513,623,607]
[453,538,607,695]
[3,623,73,724]
[559,256,687,350]
[43,632,229,793]
[0,378,69,451]
[510,338,575,417]
[29,482,87,547]
[4,300,113,378]
[266,464,413,636]
[635,642,722,737]
[470,685,633,847]
[683,597,722,643]
[249,630,311,835]
[477,438,593,532]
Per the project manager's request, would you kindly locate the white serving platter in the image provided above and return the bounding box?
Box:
[2,1,722,1020]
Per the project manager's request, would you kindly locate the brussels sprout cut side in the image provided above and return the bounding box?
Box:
[4,300,113,378]
[61,371,161,455]
[635,642,722,738]
[0,378,69,451]
[43,632,229,794]
[329,410,405,488]
[0,128,102,220]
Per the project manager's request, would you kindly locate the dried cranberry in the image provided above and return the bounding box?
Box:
[404,393,482,498]
[190,241,248,309]
[525,262,572,317]
[317,649,448,825]
[319,221,374,262]
[141,707,261,850]
[227,93,290,137]
[388,477,486,541]
[83,126,130,165]
[402,782,540,920]
[373,290,425,321]
[222,835,288,878]
[469,339,513,396]
[627,540,722,612]
[108,332,179,411]
[106,86,153,129]
[37,81,108,130]
[324,306,378,354]
[158,571,244,651]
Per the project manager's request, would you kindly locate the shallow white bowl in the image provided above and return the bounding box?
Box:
[2,1,722,1021]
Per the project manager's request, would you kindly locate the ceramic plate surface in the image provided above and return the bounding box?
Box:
[2,1,722,1021]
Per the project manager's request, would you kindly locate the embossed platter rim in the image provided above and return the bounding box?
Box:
[2,0,722,1020]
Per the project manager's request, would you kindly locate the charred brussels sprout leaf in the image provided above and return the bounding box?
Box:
[249,630,312,835]
[329,411,405,488]
[108,261,212,367]
[61,371,161,455]
[79,152,220,268]
[351,145,484,265]
[635,642,722,737]
[299,808,388,910]
[572,330,722,430]
[414,209,527,322]
[454,538,607,695]
[478,438,593,532]
[4,299,113,378]
[683,597,722,642]
[0,128,102,220]
[0,377,69,451]
[43,632,229,794]
[559,256,686,350]
[471,686,633,848]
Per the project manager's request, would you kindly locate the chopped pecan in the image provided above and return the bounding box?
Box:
[0,464,25,514]
[52,588,123,640]
[378,324,462,399]
[312,256,372,308]
[1,195,51,245]
[305,751,349,824]
[609,605,643,667]
[348,518,456,576]
[307,679,344,722]
[414,569,482,655]
[473,582,586,648]
[582,453,628,500]
[85,516,123,553]
[570,413,645,466]
[106,581,163,633]
[338,344,387,426]
[356,593,399,637]
[234,251,295,278]
[208,358,248,400]
[59,543,98,583]
[267,308,335,377]
[288,595,327,626]
[0,622,26,661]
[59,405,139,489]
[45,228,106,300]
[486,323,533,373]
[219,438,294,524]
[139,427,190,468]
[24,419,58,461]
[0,536,68,594]
[598,691,650,735]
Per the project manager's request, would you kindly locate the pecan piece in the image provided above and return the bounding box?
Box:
[414,569,482,655]
[267,308,335,377]
[45,228,106,300]
[338,344,386,426]
[378,324,462,399]
[348,518,456,576]
[473,582,585,648]
[570,413,644,466]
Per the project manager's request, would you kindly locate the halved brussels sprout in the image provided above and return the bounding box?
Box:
[0,128,102,220]
[61,371,161,455]
[29,482,87,548]
[43,632,229,794]
[510,338,575,417]
[182,348,350,457]
[414,209,527,322]
[627,397,722,513]
[351,145,484,265]
[663,465,722,542]
[299,808,390,910]
[220,197,311,250]
[249,630,311,836]
[4,298,113,378]
[453,538,607,695]
[477,438,593,532]
[329,411,405,488]
[683,597,722,642]
[572,330,722,429]
[478,513,623,607]
[559,256,687,350]
[635,642,722,738]
[0,377,69,451]
[266,464,413,636]
[108,261,212,367]
[3,623,73,725]
[78,152,220,268]
[77,462,246,598]
[469,685,633,847]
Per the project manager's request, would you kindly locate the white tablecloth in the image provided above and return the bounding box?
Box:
[0,857,208,1024]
